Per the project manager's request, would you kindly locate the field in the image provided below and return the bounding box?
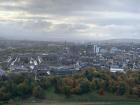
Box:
[6,101,140,105]
[5,87,140,105]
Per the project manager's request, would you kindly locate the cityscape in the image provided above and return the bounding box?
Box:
[0,0,140,105]
[0,40,140,76]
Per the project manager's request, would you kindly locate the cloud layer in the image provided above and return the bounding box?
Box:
[0,0,140,41]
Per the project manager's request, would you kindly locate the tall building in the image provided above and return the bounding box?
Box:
[96,46,100,54]
[93,45,97,54]
[94,45,100,54]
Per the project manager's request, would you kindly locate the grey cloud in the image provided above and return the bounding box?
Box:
[0,0,140,41]
[21,20,52,31]
[1,0,140,14]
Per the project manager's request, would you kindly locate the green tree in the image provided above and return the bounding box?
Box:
[64,85,71,98]
[32,86,45,99]
[79,79,90,94]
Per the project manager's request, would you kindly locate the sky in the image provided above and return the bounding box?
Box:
[0,0,140,41]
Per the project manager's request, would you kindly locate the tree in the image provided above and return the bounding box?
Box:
[84,68,96,81]
[131,86,140,97]
[0,86,10,101]
[64,85,71,98]
[53,77,63,93]
[17,79,32,97]
[118,82,127,95]
[39,78,51,89]
[84,70,94,81]
[79,79,90,94]
[98,88,104,96]
[32,86,45,99]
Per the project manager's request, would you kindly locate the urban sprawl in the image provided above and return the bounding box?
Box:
[0,40,140,77]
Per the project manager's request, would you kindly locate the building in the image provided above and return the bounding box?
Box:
[95,46,100,54]
[110,47,119,53]
[110,65,124,73]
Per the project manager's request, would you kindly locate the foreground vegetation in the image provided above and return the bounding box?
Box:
[0,68,140,104]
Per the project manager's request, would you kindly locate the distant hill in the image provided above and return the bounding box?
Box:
[0,37,140,44]
[101,38,140,44]
[0,37,7,40]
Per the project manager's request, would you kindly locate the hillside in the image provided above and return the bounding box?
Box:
[101,39,140,44]
[0,68,140,105]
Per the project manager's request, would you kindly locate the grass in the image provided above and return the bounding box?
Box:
[4,87,140,105]
[6,101,140,105]
[41,87,139,102]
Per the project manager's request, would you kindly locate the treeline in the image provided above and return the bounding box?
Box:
[0,68,140,102]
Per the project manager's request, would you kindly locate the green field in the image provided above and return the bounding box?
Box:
[39,87,140,102]
[5,88,140,105]
[2,87,140,105]
[6,101,140,105]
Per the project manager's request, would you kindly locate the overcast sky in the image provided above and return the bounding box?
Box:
[0,0,140,41]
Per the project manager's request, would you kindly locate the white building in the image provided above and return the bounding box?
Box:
[110,68,124,73]
[96,46,100,54]
[110,65,124,73]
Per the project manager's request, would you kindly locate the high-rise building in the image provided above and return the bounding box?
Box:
[94,45,100,54]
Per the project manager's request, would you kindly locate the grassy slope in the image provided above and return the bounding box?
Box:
[6,102,140,105]
[43,87,139,102]
[6,87,140,105]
